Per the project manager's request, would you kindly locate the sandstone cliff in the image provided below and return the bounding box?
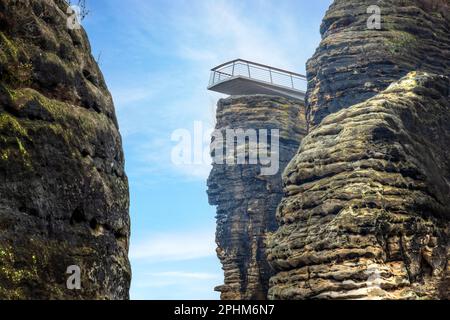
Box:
[0,0,130,299]
[268,72,449,300]
[307,0,449,127]
[268,0,449,300]
[208,95,306,300]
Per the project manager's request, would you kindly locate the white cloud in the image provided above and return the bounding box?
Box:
[129,230,216,262]
[172,163,212,180]
[148,271,220,280]
[112,86,154,107]
[125,127,214,183]
[167,0,307,71]
[106,0,318,182]
[133,271,221,290]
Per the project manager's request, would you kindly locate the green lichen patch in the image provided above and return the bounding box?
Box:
[0,245,39,299]
[385,31,418,56]
[6,87,116,165]
[0,238,96,300]
[0,113,29,137]
[0,113,32,168]
[0,32,31,87]
[11,87,110,132]
[0,31,18,60]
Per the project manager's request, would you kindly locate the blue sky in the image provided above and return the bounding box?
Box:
[82,0,332,300]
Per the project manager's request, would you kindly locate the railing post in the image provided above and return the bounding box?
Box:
[269,69,273,84]
[247,63,251,78]
[232,62,235,76]
[290,75,294,88]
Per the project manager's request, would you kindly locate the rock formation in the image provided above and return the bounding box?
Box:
[268,0,449,300]
[208,95,307,300]
[0,0,130,299]
[307,0,449,127]
[268,72,449,300]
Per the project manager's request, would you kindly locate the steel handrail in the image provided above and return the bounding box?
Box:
[209,59,306,91]
[211,58,306,79]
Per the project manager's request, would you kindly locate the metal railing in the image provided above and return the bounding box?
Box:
[208,59,307,92]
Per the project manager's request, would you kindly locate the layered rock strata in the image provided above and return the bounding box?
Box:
[0,0,130,299]
[268,72,449,300]
[208,95,307,300]
[267,0,449,300]
[307,0,450,127]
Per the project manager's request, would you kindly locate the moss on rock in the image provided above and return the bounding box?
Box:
[0,0,130,299]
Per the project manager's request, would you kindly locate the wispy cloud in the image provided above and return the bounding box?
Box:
[129,230,216,262]
[104,0,314,182]
[133,271,221,289]
[86,0,331,300]
[165,0,308,69]
[148,271,220,280]
[112,85,154,107]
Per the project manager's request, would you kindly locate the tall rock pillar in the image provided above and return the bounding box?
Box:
[207,95,307,300]
[0,0,130,299]
[268,0,449,300]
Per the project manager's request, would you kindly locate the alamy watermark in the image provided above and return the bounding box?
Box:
[66,1,89,30]
[67,5,82,30]
[365,265,382,292]
[367,5,381,29]
[171,121,280,176]
[66,265,81,290]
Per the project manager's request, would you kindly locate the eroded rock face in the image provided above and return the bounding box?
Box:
[268,72,449,300]
[266,0,449,300]
[208,95,306,300]
[0,0,130,299]
[307,0,450,127]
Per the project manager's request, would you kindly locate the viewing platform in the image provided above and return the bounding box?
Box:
[207,59,307,101]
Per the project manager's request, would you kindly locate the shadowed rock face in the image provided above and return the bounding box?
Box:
[208,95,307,300]
[0,0,130,299]
[268,72,449,300]
[307,0,450,127]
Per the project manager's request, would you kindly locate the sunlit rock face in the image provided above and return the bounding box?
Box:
[0,0,130,299]
[268,72,449,300]
[208,95,307,300]
[306,0,450,127]
[267,0,449,301]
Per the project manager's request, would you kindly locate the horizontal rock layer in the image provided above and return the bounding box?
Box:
[208,95,306,300]
[0,0,130,299]
[267,72,449,300]
[306,0,450,127]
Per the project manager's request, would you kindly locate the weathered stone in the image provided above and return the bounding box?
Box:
[307,0,450,127]
[268,72,449,300]
[0,0,130,299]
[208,95,307,300]
[265,0,449,300]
